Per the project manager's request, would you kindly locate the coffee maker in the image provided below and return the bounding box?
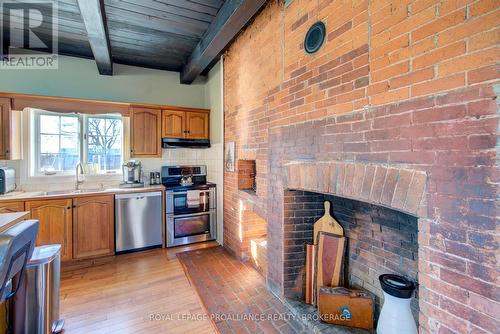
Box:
[121,160,144,188]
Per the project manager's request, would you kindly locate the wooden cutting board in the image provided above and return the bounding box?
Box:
[315,232,346,303]
[313,201,343,245]
[305,244,315,304]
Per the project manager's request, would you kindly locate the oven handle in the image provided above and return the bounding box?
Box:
[169,190,212,196]
[169,211,215,219]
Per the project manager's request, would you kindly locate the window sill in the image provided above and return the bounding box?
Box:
[28,173,122,182]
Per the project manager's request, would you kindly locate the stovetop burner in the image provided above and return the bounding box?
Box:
[161,165,215,191]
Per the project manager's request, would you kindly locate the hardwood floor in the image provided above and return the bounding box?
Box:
[60,242,219,334]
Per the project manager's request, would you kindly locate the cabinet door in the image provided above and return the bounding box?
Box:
[0,201,24,213]
[26,199,73,262]
[186,112,209,140]
[130,107,161,157]
[0,98,10,160]
[73,195,114,259]
[161,110,185,138]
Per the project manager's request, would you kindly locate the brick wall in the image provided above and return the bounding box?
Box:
[223,0,499,333]
[237,160,257,191]
[283,190,324,298]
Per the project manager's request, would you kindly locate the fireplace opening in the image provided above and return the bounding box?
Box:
[238,159,257,193]
[283,189,419,324]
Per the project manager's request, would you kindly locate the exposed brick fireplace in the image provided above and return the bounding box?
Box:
[223,1,499,333]
[281,161,424,323]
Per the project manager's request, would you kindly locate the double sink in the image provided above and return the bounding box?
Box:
[41,188,106,196]
[0,186,161,201]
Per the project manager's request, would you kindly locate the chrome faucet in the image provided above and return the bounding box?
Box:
[75,162,85,190]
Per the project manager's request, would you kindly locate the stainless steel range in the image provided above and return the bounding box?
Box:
[162,165,216,247]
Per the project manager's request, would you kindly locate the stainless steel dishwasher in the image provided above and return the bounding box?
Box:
[115,191,163,253]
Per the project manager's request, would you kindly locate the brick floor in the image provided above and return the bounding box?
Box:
[177,246,368,334]
[177,246,307,334]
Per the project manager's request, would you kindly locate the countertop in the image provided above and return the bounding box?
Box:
[0,212,30,233]
[0,185,165,202]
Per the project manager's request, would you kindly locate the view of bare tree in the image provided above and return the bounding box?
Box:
[87,117,122,170]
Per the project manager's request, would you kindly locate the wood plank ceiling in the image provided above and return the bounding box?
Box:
[2,0,225,75]
[2,0,268,83]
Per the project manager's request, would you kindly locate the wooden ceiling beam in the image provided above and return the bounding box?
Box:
[180,0,266,84]
[76,0,113,75]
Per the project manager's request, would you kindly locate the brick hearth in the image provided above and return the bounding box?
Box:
[223,1,499,333]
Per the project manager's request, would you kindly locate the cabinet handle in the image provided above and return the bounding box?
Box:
[66,206,71,210]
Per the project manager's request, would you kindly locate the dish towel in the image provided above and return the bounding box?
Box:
[187,190,200,208]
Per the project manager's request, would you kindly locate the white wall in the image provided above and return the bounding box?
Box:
[0,54,207,108]
[141,60,224,244]
[205,60,224,244]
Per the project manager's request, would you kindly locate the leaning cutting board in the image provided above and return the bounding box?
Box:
[315,231,346,303]
[305,244,315,304]
[313,201,343,245]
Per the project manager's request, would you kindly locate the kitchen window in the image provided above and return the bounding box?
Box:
[32,110,124,175]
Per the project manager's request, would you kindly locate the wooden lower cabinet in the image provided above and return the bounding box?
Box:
[3,194,120,261]
[0,201,24,213]
[73,195,114,260]
[25,199,73,262]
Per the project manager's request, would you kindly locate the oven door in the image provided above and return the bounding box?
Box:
[166,211,216,247]
[166,188,215,216]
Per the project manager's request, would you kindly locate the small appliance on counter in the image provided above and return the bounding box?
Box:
[120,160,144,188]
[0,167,16,194]
[162,165,216,247]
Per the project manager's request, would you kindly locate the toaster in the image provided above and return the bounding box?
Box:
[0,167,16,194]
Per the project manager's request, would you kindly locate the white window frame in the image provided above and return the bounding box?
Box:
[31,110,124,177]
[84,114,124,175]
[33,110,81,176]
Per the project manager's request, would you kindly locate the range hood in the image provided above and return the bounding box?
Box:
[162,138,211,148]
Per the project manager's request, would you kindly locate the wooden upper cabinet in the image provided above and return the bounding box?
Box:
[0,98,21,160]
[73,195,114,260]
[26,199,73,262]
[130,107,161,157]
[0,201,25,213]
[162,110,185,138]
[161,109,209,140]
[186,112,209,139]
[0,98,6,160]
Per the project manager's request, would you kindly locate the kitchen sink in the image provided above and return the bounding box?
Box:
[44,188,105,196]
[73,188,106,194]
